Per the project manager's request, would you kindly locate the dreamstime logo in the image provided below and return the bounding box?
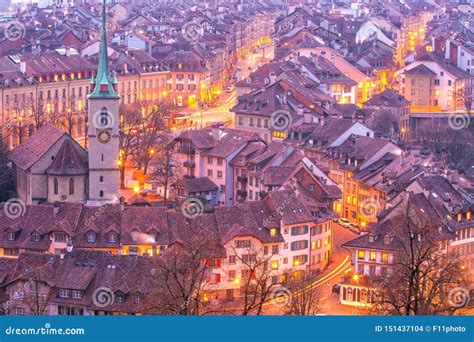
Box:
[358,198,381,219]
[3,198,26,219]
[448,287,470,308]
[263,186,299,227]
[270,110,292,131]
[182,21,204,42]
[3,21,26,42]
[448,113,470,130]
[269,286,292,308]
[181,198,204,218]
[92,287,115,308]
[359,21,378,41]
[92,109,115,130]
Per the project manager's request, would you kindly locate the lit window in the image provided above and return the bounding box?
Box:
[382,252,388,262]
[270,228,277,236]
[358,250,365,259]
[271,260,279,270]
[370,251,376,261]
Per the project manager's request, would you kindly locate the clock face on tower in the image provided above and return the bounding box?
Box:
[97,129,112,144]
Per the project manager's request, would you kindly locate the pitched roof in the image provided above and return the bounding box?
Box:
[363,89,410,107]
[174,177,218,193]
[10,124,65,170]
[404,64,437,76]
[46,138,88,175]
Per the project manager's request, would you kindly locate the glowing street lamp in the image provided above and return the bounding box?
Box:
[133,185,140,194]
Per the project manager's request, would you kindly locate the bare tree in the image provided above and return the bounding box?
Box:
[149,140,181,205]
[231,241,281,315]
[5,275,53,316]
[282,272,323,315]
[140,229,223,315]
[119,102,170,182]
[371,203,466,315]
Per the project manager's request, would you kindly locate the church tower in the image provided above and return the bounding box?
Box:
[87,0,120,203]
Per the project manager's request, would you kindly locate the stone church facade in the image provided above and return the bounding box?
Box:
[9,1,120,206]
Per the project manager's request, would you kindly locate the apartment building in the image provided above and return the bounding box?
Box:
[0,182,336,312]
[0,50,169,148]
[232,70,334,143]
[172,125,263,205]
[397,52,474,112]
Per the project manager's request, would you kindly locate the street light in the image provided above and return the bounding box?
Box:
[353,274,360,282]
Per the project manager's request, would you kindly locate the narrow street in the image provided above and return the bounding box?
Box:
[262,224,359,315]
[185,43,275,129]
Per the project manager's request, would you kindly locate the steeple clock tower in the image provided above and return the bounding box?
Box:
[87,0,120,203]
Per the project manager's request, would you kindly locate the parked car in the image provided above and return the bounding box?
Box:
[348,223,360,234]
[338,218,351,228]
[332,284,341,294]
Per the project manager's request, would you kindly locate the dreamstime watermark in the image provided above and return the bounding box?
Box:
[83,194,120,227]
[359,21,379,42]
[269,286,292,308]
[181,197,204,218]
[181,20,204,42]
[262,187,299,228]
[1,278,35,314]
[358,198,382,220]
[91,109,115,130]
[448,112,471,131]
[2,21,26,41]
[5,323,85,336]
[92,287,115,308]
[270,110,293,132]
[448,287,470,308]
[3,198,26,219]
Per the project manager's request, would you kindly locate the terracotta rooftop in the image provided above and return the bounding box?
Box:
[10,124,66,171]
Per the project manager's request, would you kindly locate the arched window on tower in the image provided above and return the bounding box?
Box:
[100,107,110,127]
[69,178,75,195]
[53,178,59,195]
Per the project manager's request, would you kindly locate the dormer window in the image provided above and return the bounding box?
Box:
[109,232,117,243]
[384,236,391,245]
[7,231,15,241]
[116,292,125,303]
[368,235,375,243]
[32,233,40,242]
[87,232,97,243]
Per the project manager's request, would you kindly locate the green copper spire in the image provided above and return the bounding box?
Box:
[89,0,119,99]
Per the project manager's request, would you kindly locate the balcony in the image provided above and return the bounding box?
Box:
[183,160,195,168]
[178,146,196,154]
[237,175,248,183]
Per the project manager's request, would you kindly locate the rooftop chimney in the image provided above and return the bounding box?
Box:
[20,60,26,74]
[53,202,60,217]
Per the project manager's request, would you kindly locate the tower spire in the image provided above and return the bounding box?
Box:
[89,0,119,99]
